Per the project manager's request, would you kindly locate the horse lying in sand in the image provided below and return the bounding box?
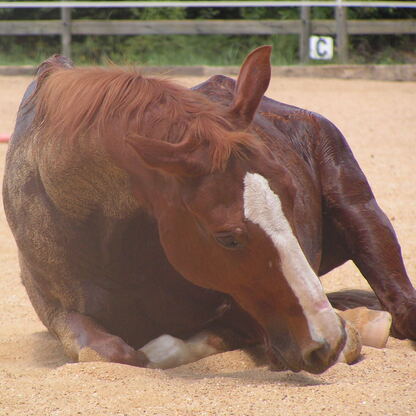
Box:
[3,47,415,374]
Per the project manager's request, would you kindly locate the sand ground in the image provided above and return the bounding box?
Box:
[0,74,415,416]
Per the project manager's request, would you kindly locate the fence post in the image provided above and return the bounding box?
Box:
[335,3,348,63]
[61,3,72,59]
[299,6,311,64]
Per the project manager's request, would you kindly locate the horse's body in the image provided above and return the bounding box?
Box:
[3,48,416,374]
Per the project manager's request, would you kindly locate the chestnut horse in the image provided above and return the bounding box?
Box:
[3,47,415,374]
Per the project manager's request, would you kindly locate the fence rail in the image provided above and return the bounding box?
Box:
[1,19,415,36]
[1,1,416,9]
[0,1,415,63]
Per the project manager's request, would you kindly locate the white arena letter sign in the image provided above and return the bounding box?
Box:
[309,36,334,60]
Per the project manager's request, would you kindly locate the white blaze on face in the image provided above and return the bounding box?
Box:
[243,172,343,346]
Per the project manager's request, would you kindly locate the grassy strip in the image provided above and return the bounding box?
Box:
[0,34,414,66]
[0,34,299,66]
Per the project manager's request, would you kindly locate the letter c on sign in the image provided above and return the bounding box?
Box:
[316,38,328,58]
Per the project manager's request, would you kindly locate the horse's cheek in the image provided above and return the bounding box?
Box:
[156,214,221,291]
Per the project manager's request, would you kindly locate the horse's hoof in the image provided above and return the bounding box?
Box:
[339,307,392,349]
[337,319,362,364]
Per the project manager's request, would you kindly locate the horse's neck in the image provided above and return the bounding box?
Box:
[32,135,140,220]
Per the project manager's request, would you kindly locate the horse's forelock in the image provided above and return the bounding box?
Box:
[187,114,262,172]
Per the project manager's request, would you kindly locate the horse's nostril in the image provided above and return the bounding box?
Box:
[303,340,331,368]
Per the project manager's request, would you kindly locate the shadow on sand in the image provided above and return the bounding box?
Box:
[27,331,330,387]
[29,331,69,368]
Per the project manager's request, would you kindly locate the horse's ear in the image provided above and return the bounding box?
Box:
[123,135,208,177]
[228,45,272,128]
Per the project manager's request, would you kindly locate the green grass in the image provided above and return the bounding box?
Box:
[0,36,60,66]
[107,34,299,66]
[0,34,299,67]
[0,34,414,67]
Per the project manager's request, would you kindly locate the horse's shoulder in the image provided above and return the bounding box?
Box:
[258,95,353,157]
[258,98,363,189]
[259,95,322,129]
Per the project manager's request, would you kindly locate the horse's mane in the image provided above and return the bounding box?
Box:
[33,65,262,171]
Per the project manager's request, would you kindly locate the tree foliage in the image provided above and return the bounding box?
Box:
[0,1,414,65]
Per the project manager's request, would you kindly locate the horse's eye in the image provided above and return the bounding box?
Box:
[214,231,245,250]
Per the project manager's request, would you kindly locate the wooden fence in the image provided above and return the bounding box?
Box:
[0,1,415,63]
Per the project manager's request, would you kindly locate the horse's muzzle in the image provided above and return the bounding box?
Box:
[300,338,340,374]
[265,325,347,374]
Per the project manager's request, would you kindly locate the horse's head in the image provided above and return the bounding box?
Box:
[121,46,346,374]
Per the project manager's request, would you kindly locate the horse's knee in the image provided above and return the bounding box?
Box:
[78,335,148,367]
[52,311,148,367]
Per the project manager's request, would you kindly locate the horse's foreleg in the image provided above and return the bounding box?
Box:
[52,311,149,366]
[17,252,149,367]
[318,122,416,340]
[328,200,416,340]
